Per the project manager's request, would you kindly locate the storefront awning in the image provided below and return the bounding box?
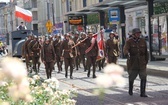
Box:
[65,0,168,16]
[65,0,148,16]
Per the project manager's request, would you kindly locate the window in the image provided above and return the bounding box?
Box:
[99,0,103,2]
[83,0,86,7]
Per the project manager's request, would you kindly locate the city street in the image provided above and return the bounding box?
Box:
[37,59,168,105]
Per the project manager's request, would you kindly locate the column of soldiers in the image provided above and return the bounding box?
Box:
[22,31,120,79]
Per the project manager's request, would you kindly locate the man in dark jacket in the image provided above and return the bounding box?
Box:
[85,32,98,78]
[60,34,77,79]
[41,38,56,79]
[53,35,63,73]
[124,28,149,97]
[106,32,120,64]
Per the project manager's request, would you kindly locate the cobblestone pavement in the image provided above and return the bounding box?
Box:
[36,62,168,105]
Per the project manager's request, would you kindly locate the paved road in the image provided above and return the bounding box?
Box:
[35,62,168,105]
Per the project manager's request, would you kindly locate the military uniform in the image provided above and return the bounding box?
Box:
[24,36,33,72]
[29,37,41,74]
[124,28,149,97]
[41,40,56,79]
[73,35,80,70]
[78,37,87,71]
[61,38,77,79]
[53,37,63,73]
[85,36,98,78]
[106,36,119,64]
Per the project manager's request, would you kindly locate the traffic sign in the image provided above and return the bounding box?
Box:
[46,20,53,33]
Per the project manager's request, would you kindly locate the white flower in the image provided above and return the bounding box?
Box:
[111,75,126,87]
[0,102,9,105]
[0,57,27,83]
[28,78,35,85]
[44,87,53,95]
[95,63,126,89]
[0,81,8,86]
[103,63,124,75]
[95,74,113,88]
[32,75,40,80]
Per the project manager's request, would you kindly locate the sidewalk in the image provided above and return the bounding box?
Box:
[118,58,168,78]
[118,58,168,71]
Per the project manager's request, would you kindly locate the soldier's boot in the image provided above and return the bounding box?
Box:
[65,69,68,78]
[129,81,134,96]
[57,62,61,73]
[37,62,40,73]
[49,69,52,79]
[46,70,49,79]
[92,67,97,78]
[140,79,148,97]
[70,68,73,79]
[87,69,90,77]
[60,62,63,71]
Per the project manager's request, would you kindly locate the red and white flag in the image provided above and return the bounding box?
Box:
[85,31,105,61]
[15,6,32,22]
[96,30,105,61]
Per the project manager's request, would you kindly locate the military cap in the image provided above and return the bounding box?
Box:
[132,28,141,35]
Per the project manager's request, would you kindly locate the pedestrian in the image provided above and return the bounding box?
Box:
[85,32,98,78]
[60,34,77,79]
[124,28,149,97]
[41,37,56,79]
[106,31,120,64]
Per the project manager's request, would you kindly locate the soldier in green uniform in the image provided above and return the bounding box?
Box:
[124,28,149,97]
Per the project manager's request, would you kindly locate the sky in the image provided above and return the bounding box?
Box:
[0,0,10,2]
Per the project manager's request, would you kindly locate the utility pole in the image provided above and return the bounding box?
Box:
[47,0,50,20]
[52,3,55,25]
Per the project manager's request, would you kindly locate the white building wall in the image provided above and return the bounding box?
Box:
[125,6,148,37]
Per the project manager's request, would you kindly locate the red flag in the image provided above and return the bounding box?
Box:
[15,6,32,22]
[96,31,105,61]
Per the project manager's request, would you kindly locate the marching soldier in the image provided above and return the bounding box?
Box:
[124,28,149,97]
[29,36,42,74]
[78,32,87,71]
[85,32,98,78]
[41,38,56,79]
[53,35,63,73]
[73,31,80,70]
[106,32,120,64]
[24,34,33,72]
[60,34,77,79]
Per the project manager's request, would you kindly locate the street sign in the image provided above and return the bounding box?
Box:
[46,20,53,33]
[109,8,120,24]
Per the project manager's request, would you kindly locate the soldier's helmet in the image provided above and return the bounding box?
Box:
[75,31,79,35]
[109,31,115,37]
[132,28,141,35]
[34,35,37,39]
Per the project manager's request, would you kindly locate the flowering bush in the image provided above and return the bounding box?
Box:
[0,57,77,105]
[94,63,126,95]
